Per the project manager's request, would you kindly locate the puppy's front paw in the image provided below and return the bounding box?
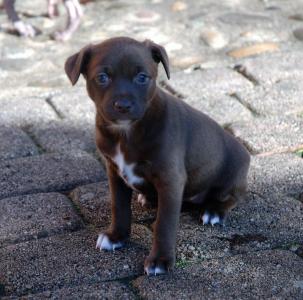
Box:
[201,210,224,226]
[96,234,124,251]
[144,264,166,276]
[13,21,37,37]
[144,255,173,276]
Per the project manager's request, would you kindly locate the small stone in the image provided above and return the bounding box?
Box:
[290,245,300,252]
[164,42,183,52]
[239,30,279,43]
[171,1,187,12]
[219,13,270,25]
[5,48,35,60]
[293,28,303,41]
[200,29,228,49]
[128,10,161,23]
[228,43,279,58]
[171,55,203,69]
[107,24,126,32]
[295,246,303,258]
[289,14,303,21]
[44,291,52,297]
[294,281,303,289]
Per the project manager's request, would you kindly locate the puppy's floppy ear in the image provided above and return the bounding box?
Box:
[65,44,92,85]
[144,39,170,79]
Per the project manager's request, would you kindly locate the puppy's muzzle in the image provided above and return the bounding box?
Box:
[113,99,133,114]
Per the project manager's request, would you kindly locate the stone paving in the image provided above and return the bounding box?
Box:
[0,0,302,299]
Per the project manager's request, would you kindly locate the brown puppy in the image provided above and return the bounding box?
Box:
[65,37,250,275]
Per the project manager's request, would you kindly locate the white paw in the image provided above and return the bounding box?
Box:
[96,234,124,251]
[13,21,36,37]
[144,265,166,276]
[201,211,222,226]
[137,194,147,207]
[202,211,210,224]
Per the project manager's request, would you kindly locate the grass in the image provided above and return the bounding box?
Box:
[295,149,303,158]
[175,259,193,269]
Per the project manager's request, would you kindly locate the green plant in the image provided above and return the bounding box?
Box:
[295,149,303,158]
[175,259,192,269]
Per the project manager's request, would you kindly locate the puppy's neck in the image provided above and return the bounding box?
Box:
[108,120,132,132]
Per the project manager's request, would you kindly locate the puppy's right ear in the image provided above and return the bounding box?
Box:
[144,39,170,79]
[65,45,92,85]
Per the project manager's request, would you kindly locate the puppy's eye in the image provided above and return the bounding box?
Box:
[96,73,110,85]
[134,72,150,85]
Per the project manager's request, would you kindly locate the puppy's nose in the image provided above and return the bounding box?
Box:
[113,99,132,113]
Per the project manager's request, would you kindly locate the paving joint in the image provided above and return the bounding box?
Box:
[45,96,65,120]
[65,190,93,226]
[223,123,258,155]
[118,275,145,300]
[233,64,260,86]
[159,80,185,99]
[229,92,262,117]
[0,223,85,250]
[20,125,46,154]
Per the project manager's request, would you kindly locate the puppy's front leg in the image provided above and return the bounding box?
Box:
[52,0,82,41]
[144,179,184,275]
[96,162,132,251]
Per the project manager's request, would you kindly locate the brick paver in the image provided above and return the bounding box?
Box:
[0,193,83,247]
[0,126,39,160]
[133,251,303,299]
[0,151,104,200]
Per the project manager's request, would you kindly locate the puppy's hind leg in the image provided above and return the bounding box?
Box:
[200,185,247,226]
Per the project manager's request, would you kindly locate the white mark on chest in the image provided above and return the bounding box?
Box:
[113,145,144,189]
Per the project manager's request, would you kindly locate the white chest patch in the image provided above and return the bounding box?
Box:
[113,146,144,189]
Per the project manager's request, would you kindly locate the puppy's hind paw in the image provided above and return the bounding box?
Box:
[96,234,124,251]
[201,211,224,226]
[137,193,147,207]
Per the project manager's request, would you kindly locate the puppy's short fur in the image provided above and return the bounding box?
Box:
[65,37,250,275]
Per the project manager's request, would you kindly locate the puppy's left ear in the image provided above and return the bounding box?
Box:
[144,40,170,79]
[65,44,92,85]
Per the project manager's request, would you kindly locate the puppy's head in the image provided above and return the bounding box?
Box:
[65,37,170,126]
